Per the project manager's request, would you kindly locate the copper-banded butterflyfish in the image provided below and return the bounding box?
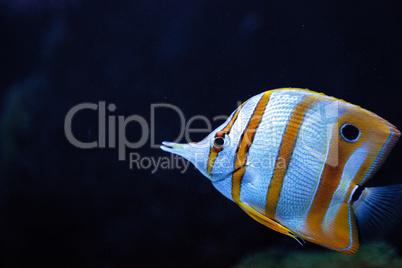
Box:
[161,88,401,254]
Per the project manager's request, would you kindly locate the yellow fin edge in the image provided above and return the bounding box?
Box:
[238,203,303,244]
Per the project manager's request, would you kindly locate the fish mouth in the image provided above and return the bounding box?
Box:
[160,141,196,163]
[160,141,186,153]
[160,141,173,150]
[161,140,246,182]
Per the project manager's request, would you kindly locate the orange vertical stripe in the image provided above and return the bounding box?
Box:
[303,108,396,251]
[265,95,319,217]
[302,124,356,250]
[232,91,272,203]
[207,101,247,176]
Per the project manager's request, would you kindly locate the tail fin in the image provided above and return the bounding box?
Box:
[352,184,402,241]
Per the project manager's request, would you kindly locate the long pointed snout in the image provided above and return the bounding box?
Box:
[160,141,192,161]
[161,140,210,176]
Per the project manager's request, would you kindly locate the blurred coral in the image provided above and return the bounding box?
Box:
[236,242,402,268]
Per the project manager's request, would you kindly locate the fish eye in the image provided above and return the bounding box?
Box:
[212,132,226,152]
[340,123,360,142]
[214,137,225,147]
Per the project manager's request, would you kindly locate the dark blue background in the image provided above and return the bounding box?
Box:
[0,1,401,267]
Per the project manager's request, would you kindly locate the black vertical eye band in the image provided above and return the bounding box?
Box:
[213,132,226,152]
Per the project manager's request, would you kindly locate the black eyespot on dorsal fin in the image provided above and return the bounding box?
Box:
[340,123,360,142]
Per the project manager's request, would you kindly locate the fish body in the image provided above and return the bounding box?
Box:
[161,88,401,254]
